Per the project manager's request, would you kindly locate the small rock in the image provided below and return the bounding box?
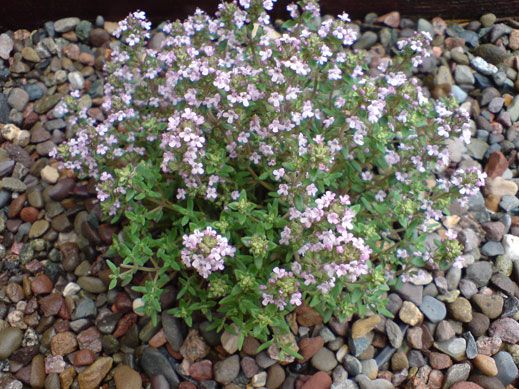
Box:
[493,351,518,386]
[113,365,142,389]
[399,301,423,326]
[473,354,498,376]
[214,355,240,385]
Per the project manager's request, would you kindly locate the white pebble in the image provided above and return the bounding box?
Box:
[133,298,145,316]
[63,282,81,297]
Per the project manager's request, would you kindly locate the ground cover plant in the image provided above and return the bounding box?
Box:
[51,0,486,356]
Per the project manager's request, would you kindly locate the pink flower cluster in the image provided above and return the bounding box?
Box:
[260,266,302,310]
[181,227,236,278]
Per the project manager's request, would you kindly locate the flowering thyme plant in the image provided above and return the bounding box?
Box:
[52,0,485,352]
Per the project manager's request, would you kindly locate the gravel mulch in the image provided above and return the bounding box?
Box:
[1,9,519,389]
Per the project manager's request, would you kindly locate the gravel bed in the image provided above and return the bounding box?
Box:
[1,9,519,389]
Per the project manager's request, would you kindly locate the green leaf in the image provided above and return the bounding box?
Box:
[254,255,263,270]
[282,19,297,29]
[377,306,395,319]
[256,339,273,354]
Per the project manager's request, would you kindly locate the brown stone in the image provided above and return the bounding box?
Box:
[31,274,53,295]
[180,330,210,362]
[113,312,138,338]
[114,292,132,314]
[298,337,325,363]
[20,207,39,223]
[510,30,519,51]
[376,11,400,28]
[6,282,24,303]
[77,357,113,389]
[89,28,110,47]
[242,336,261,356]
[295,305,323,327]
[77,327,102,353]
[451,383,484,389]
[473,354,498,376]
[74,349,95,366]
[429,352,453,369]
[59,366,76,389]
[189,359,212,381]
[8,193,26,218]
[149,328,167,348]
[301,371,332,389]
[30,354,45,388]
[428,369,444,389]
[50,331,77,356]
[113,365,142,389]
[63,44,79,61]
[78,53,95,66]
[485,151,509,179]
[445,37,466,50]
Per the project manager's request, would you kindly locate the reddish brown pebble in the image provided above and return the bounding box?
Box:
[298,337,325,363]
[189,360,212,381]
[295,305,323,327]
[429,352,453,370]
[113,313,138,338]
[20,207,39,223]
[485,151,509,179]
[149,329,167,348]
[8,193,27,218]
[51,331,78,356]
[301,371,332,389]
[114,292,132,313]
[74,349,95,366]
[53,319,70,333]
[31,274,53,295]
[58,299,71,320]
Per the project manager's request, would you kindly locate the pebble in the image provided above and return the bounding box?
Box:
[434,338,467,361]
[0,326,23,358]
[399,301,423,326]
[489,318,519,343]
[448,297,473,322]
[50,331,77,356]
[30,274,53,295]
[113,364,142,389]
[493,351,518,385]
[465,262,493,287]
[213,355,240,385]
[355,375,393,389]
[443,363,471,389]
[77,356,112,389]
[351,316,380,339]
[311,347,337,372]
[471,294,503,319]
[419,295,446,323]
[473,354,498,376]
[299,371,332,389]
[140,347,180,388]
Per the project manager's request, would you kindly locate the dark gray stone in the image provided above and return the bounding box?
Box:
[141,347,180,389]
